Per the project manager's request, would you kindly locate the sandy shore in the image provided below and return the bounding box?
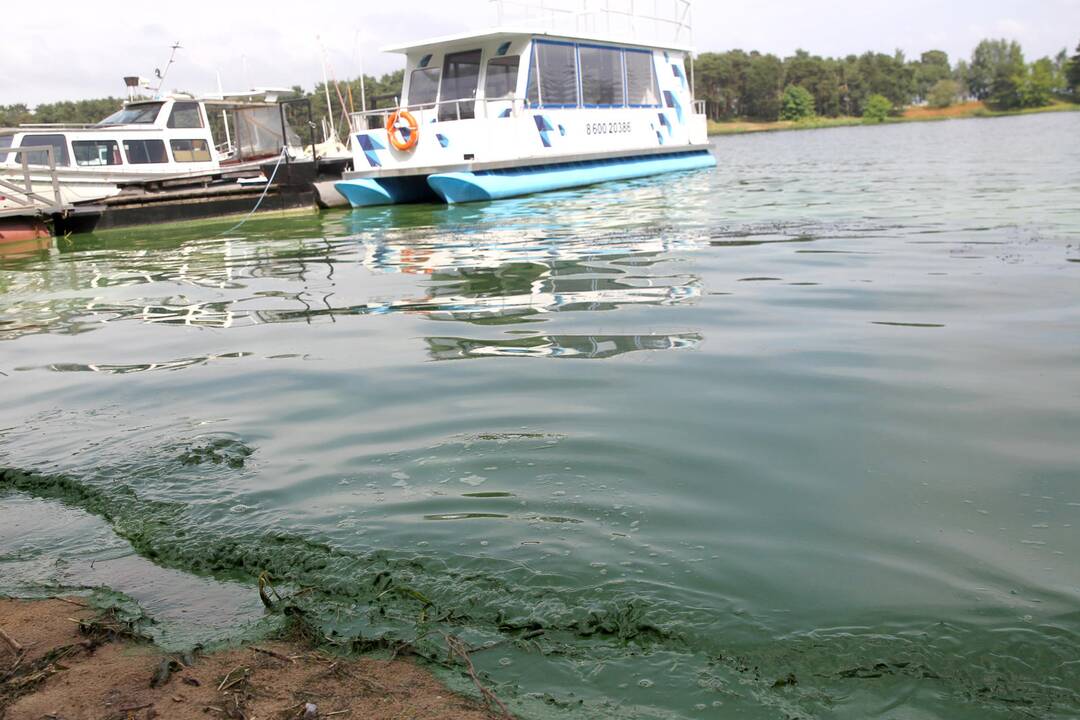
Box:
[0,597,508,720]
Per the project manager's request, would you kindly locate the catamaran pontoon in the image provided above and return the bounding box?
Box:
[335,0,714,207]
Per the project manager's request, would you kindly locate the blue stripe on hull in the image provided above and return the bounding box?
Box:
[334,176,437,208]
[427,150,716,204]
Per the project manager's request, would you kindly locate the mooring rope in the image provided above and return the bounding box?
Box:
[218,146,289,236]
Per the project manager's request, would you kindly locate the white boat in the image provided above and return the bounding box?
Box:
[335,0,715,207]
[0,92,328,207]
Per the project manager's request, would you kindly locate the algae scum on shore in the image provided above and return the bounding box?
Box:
[3,113,1080,719]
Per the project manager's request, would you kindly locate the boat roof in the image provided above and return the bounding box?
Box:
[380,27,693,55]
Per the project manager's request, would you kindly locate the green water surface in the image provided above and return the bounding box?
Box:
[2,113,1080,718]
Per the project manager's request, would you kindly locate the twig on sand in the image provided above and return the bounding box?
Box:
[442,633,513,719]
[249,646,295,663]
[0,627,24,654]
[217,666,249,692]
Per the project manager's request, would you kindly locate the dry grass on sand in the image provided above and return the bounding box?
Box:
[0,597,509,720]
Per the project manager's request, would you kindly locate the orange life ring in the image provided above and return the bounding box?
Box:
[386,110,420,152]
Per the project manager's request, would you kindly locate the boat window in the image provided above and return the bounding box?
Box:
[98,102,164,126]
[528,41,579,108]
[123,139,169,164]
[408,68,440,109]
[0,134,11,163]
[167,102,204,129]
[73,140,123,166]
[439,49,483,121]
[625,50,660,107]
[484,56,519,100]
[17,134,69,166]
[580,46,624,107]
[170,139,212,162]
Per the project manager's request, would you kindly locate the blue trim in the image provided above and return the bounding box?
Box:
[419,54,432,68]
[496,41,511,56]
[427,150,716,204]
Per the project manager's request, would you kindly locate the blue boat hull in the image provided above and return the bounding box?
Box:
[428,150,716,204]
[334,175,438,208]
[335,149,716,207]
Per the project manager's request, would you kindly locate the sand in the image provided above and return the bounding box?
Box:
[0,597,509,720]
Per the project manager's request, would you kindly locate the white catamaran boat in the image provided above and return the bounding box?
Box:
[335,0,715,207]
[0,92,324,207]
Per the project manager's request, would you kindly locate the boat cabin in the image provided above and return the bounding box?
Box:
[1,94,301,176]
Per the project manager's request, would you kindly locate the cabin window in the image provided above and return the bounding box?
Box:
[484,56,519,100]
[528,41,579,107]
[98,103,164,126]
[0,135,11,163]
[73,140,123,166]
[170,139,212,162]
[167,102,204,129]
[17,134,69,166]
[123,139,169,164]
[408,68,440,108]
[579,46,625,107]
[439,49,483,121]
[625,50,660,107]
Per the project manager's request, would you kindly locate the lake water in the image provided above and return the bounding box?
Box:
[2,112,1079,719]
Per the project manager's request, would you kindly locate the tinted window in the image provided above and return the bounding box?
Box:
[0,134,11,163]
[98,103,164,126]
[625,50,659,106]
[531,42,578,107]
[440,49,482,121]
[170,139,212,162]
[167,102,203,129]
[484,56,519,100]
[124,139,168,164]
[408,68,440,108]
[18,134,69,166]
[580,46,624,106]
[73,140,122,166]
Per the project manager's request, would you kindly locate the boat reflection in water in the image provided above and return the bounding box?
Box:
[426,332,702,361]
[0,199,705,365]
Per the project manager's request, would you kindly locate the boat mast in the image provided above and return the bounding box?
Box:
[153,42,183,96]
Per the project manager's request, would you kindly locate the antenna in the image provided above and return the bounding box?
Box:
[153,42,183,95]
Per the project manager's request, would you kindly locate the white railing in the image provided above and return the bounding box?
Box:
[0,146,66,214]
[490,0,693,47]
[348,97,529,132]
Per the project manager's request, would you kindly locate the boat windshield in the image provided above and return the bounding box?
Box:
[97,102,165,126]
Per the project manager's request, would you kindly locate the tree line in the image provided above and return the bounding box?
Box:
[696,39,1080,122]
[1,41,1078,129]
[0,72,405,134]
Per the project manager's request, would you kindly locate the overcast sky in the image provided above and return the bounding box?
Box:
[2,0,1078,106]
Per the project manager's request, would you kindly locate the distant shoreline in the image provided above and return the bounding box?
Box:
[707,100,1080,136]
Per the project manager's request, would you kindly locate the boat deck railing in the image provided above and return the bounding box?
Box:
[349,93,708,134]
[0,146,68,217]
[349,97,531,131]
[490,0,694,48]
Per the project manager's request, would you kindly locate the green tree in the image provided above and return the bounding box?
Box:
[1020,58,1056,107]
[969,39,1025,106]
[0,104,34,127]
[863,94,892,122]
[743,52,785,121]
[927,79,960,108]
[914,50,951,101]
[779,85,816,120]
[783,50,840,116]
[1068,42,1080,94]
